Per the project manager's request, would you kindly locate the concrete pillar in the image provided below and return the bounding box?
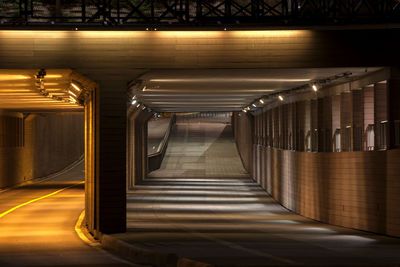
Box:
[304,100,311,152]
[91,82,127,235]
[261,112,266,189]
[278,106,284,149]
[273,108,279,148]
[135,111,153,184]
[332,95,341,152]
[363,85,375,151]
[127,107,141,189]
[295,101,306,152]
[290,102,297,151]
[374,81,389,150]
[267,111,273,147]
[340,92,352,152]
[262,112,266,147]
[318,97,332,152]
[352,89,364,151]
[311,99,318,152]
[281,105,288,149]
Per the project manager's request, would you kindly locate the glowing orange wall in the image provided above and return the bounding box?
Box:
[0,112,84,188]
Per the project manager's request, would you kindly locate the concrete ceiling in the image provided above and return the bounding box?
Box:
[0,69,83,112]
[130,67,382,112]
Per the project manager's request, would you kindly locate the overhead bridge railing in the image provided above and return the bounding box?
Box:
[0,0,399,27]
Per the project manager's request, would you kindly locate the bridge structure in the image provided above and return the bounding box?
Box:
[0,0,399,27]
[0,2,400,265]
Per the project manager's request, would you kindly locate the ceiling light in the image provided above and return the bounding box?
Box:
[0,74,31,81]
[71,83,81,91]
[312,84,318,92]
[278,95,284,101]
[68,90,77,97]
[243,109,247,113]
[148,78,311,83]
[45,74,63,78]
[136,103,141,108]
[132,99,137,105]
[259,99,264,104]
[252,104,256,107]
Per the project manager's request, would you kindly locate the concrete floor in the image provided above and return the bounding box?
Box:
[0,161,140,267]
[148,119,248,178]
[122,117,400,266]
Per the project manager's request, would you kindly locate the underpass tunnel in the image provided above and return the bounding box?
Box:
[0,27,398,266]
[125,66,400,263]
[0,69,99,234]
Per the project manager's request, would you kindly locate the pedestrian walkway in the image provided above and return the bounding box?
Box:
[120,117,400,266]
[148,117,248,178]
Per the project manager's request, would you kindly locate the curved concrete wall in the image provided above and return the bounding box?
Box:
[0,111,84,188]
[262,147,399,237]
[234,112,400,237]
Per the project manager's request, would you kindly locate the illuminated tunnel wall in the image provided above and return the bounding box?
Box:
[0,111,84,188]
[0,28,399,235]
[234,69,400,237]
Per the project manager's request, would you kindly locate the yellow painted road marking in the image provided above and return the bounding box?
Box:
[0,181,84,219]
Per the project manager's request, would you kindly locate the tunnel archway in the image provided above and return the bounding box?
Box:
[0,28,399,241]
[125,66,400,239]
[0,69,100,236]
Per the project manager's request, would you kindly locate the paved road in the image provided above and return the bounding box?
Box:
[122,117,400,266]
[0,161,140,267]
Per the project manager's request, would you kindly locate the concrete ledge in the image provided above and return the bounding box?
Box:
[101,234,213,267]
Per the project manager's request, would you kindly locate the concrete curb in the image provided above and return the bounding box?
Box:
[101,234,214,267]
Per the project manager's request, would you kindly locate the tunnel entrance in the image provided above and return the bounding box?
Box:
[147,112,246,179]
[0,69,99,235]
[123,66,400,265]
[126,66,387,186]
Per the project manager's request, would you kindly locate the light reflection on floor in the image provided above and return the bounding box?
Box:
[122,118,400,266]
[0,161,135,267]
[125,176,400,266]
